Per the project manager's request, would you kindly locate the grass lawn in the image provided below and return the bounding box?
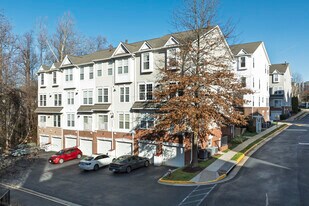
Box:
[162,154,222,181]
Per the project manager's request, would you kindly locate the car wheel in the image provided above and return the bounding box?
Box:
[94,164,99,171]
[77,154,82,159]
[126,166,132,173]
[59,159,64,164]
[144,160,150,167]
[17,153,21,157]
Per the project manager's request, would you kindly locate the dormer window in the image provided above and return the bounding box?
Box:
[53,72,57,84]
[273,74,279,83]
[240,57,246,67]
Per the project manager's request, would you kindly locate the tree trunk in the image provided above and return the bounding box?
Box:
[190,131,199,168]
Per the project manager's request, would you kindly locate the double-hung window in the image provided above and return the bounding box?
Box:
[142,52,150,71]
[40,116,46,127]
[53,72,57,84]
[83,90,93,105]
[240,57,246,67]
[139,83,153,100]
[120,86,130,102]
[39,95,46,106]
[97,88,109,103]
[80,67,84,80]
[41,73,45,85]
[67,114,75,127]
[108,61,113,75]
[97,63,102,77]
[89,66,94,79]
[117,59,129,74]
[98,115,108,130]
[140,116,155,129]
[67,91,74,105]
[119,113,130,129]
[167,48,178,69]
[83,116,92,131]
[65,69,73,81]
[54,115,61,127]
[54,94,62,106]
[273,74,279,82]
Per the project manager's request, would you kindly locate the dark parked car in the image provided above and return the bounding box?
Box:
[11,143,38,157]
[109,155,150,173]
[49,147,82,164]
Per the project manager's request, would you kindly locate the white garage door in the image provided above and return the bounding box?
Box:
[39,136,50,147]
[162,145,184,167]
[139,142,157,163]
[65,137,77,148]
[51,137,62,152]
[97,139,112,155]
[116,141,132,157]
[80,138,93,156]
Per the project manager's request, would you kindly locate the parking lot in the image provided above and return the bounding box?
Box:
[6,152,195,206]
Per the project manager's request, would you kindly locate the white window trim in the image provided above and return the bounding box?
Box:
[141,52,153,73]
[98,114,109,131]
[67,113,75,127]
[118,112,130,130]
[138,82,153,101]
[120,86,130,103]
[273,74,279,83]
[83,115,93,131]
[52,72,57,85]
[83,89,93,105]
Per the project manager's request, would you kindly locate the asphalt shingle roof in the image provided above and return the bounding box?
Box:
[230,41,262,55]
[77,104,111,113]
[270,63,289,74]
[34,107,63,114]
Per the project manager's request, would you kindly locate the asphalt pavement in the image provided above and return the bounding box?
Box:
[204,113,309,206]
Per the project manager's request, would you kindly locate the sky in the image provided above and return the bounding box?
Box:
[1,0,308,81]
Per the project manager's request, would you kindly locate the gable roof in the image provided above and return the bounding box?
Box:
[270,63,289,74]
[230,41,262,55]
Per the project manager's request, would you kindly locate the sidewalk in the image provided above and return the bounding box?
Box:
[191,110,307,184]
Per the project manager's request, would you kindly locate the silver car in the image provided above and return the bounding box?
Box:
[79,154,113,171]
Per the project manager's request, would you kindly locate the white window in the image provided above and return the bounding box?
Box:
[53,72,57,84]
[120,86,130,102]
[167,48,178,69]
[89,66,94,79]
[108,61,113,75]
[83,90,93,105]
[240,57,246,67]
[41,73,45,85]
[83,116,92,131]
[65,69,73,81]
[117,59,129,74]
[67,91,74,105]
[80,67,84,80]
[98,115,108,130]
[140,116,155,129]
[97,64,102,77]
[54,94,62,106]
[39,95,46,106]
[40,116,46,127]
[97,88,109,103]
[67,114,75,127]
[273,74,279,82]
[139,83,153,100]
[141,52,153,72]
[119,113,130,129]
[54,115,61,127]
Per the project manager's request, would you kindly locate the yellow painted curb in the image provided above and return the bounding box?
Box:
[158,178,194,184]
[208,174,226,183]
[235,153,245,164]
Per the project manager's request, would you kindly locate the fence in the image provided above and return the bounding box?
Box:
[0,189,10,206]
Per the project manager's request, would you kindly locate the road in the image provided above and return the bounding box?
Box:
[204,114,309,206]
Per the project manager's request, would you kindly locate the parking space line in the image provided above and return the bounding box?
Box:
[179,185,216,206]
[0,182,82,206]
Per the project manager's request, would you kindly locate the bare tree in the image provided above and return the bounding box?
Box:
[291,72,303,99]
[154,0,250,167]
[36,17,49,66]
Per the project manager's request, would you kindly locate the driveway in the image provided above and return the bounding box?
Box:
[6,153,195,206]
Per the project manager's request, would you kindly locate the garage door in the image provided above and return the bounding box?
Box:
[51,137,62,152]
[39,136,49,147]
[80,138,93,156]
[139,142,157,163]
[270,111,281,120]
[97,139,112,155]
[65,137,77,148]
[116,141,132,157]
[162,145,184,167]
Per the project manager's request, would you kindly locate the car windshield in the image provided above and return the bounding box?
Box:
[55,150,64,155]
[84,157,94,161]
[113,156,129,163]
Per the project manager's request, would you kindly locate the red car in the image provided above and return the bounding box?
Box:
[49,147,82,164]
